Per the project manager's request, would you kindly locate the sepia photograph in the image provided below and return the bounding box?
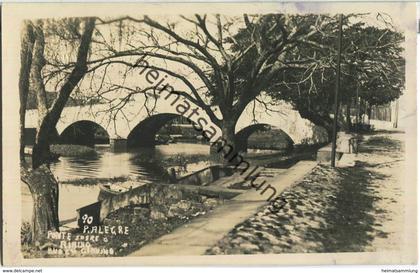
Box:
[1,1,417,266]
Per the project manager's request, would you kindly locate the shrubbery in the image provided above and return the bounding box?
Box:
[50,144,97,157]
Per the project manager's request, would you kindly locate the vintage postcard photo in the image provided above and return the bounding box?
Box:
[1,1,417,266]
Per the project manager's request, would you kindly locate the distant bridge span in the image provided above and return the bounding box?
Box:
[25,93,328,150]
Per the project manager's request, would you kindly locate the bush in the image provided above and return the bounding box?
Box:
[21,221,32,245]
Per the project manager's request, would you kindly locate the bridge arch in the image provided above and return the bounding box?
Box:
[127,113,204,148]
[235,99,329,145]
[59,120,110,147]
[25,94,328,151]
[235,123,294,153]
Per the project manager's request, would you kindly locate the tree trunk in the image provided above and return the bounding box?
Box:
[19,23,35,162]
[211,118,238,165]
[21,165,59,244]
[32,125,53,169]
[30,21,55,168]
[31,18,96,169]
[31,21,49,128]
[221,119,237,151]
[367,104,372,125]
[345,103,352,132]
[17,18,96,247]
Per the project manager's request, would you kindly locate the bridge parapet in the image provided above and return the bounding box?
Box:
[25,96,328,147]
[236,100,328,145]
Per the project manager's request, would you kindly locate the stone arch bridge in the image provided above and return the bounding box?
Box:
[25,94,328,151]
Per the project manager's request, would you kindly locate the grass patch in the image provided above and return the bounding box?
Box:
[365,136,397,146]
[51,144,97,157]
[60,176,130,185]
[132,153,216,167]
[362,136,402,154]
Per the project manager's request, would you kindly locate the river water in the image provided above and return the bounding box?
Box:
[22,143,212,223]
[50,143,211,181]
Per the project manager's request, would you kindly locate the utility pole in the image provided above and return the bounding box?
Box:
[355,72,361,135]
[394,99,399,128]
[356,84,360,129]
[331,14,344,167]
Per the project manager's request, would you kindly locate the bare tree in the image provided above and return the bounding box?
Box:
[19,17,96,243]
[59,14,341,156]
[19,22,35,162]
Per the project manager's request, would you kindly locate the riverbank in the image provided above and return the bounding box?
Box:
[206,131,405,254]
[20,140,329,257]
[59,176,130,185]
[25,144,98,158]
[50,144,97,157]
[22,187,224,258]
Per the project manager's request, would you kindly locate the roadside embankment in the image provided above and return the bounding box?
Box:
[207,132,405,254]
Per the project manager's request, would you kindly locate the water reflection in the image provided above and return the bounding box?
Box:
[49,143,211,182]
[22,143,212,223]
[22,182,101,223]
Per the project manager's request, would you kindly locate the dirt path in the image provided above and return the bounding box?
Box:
[207,132,405,254]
